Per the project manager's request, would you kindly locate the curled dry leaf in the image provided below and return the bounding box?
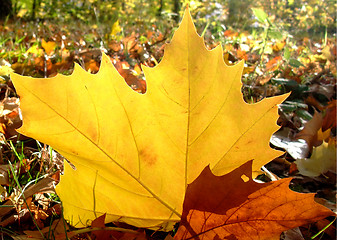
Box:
[0,97,22,139]
[22,176,56,199]
[296,111,323,150]
[174,161,334,240]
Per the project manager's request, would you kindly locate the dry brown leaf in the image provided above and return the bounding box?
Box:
[296,111,323,149]
[174,161,334,240]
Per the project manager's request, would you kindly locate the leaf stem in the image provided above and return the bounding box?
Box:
[70,226,139,236]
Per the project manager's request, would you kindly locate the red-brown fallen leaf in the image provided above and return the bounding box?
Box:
[41,39,57,56]
[91,214,147,240]
[236,49,248,60]
[266,56,282,71]
[108,40,123,52]
[113,60,146,93]
[123,34,138,53]
[174,161,334,240]
[322,100,336,132]
[0,97,22,139]
[21,197,49,229]
[85,59,100,73]
[224,29,239,38]
[91,214,113,240]
[305,95,325,111]
[296,111,323,150]
[118,69,146,93]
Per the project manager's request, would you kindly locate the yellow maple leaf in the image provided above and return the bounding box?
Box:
[10,9,287,230]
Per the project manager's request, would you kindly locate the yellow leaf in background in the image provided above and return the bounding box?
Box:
[110,20,122,37]
[264,44,273,54]
[322,45,334,61]
[185,0,202,11]
[296,141,336,177]
[10,9,287,230]
[26,45,44,56]
[41,39,57,55]
[272,41,286,52]
[16,9,28,18]
[0,65,13,76]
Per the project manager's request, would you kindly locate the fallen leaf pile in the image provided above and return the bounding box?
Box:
[10,8,334,239]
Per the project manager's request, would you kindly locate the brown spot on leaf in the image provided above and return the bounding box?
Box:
[139,148,158,166]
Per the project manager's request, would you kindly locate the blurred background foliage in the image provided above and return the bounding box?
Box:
[1,0,336,38]
[0,0,335,102]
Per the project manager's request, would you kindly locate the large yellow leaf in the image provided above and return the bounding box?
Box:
[10,9,287,230]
